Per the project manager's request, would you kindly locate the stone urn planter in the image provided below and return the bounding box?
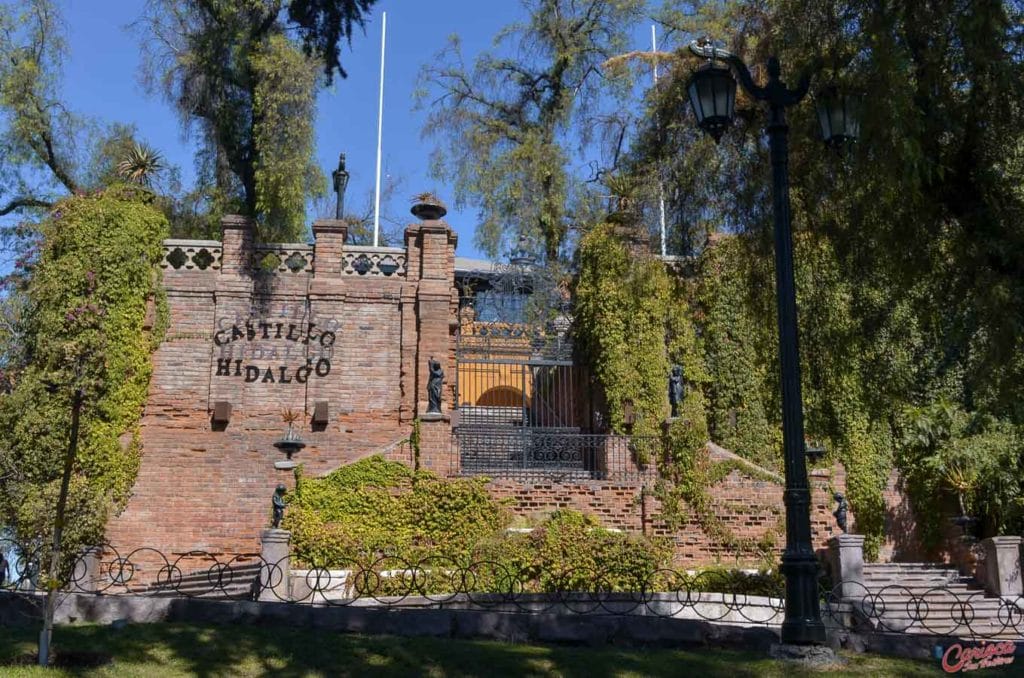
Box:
[410,192,447,220]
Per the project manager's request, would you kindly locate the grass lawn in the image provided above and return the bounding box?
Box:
[0,622,1018,677]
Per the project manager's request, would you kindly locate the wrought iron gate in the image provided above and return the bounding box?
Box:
[452,240,606,478]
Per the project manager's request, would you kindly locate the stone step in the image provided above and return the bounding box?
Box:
[137,564,261,596]
[863,566,961,574]
[863,562,958,569]
[855,601,1008,613]
[864,578,966,587]
[863,582,974,591]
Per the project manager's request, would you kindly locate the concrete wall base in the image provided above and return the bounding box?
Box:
[2,591,1021,661]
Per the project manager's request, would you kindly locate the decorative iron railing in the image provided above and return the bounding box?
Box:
[1,540,1021,640]
[454,429,660,482]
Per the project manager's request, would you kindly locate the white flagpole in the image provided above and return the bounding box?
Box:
[653,24,667,258]
[373,11,387,247]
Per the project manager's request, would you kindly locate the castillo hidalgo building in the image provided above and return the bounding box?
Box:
[107,211,908,566]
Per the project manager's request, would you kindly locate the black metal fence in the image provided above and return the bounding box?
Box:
[2,540,1022,641]
[454,429,659,481]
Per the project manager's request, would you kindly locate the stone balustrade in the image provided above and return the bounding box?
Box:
[160,237,407,278]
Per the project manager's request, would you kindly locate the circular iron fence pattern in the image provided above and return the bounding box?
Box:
[1,539,1021,640]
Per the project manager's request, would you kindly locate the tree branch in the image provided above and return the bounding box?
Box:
[0,197,52,217]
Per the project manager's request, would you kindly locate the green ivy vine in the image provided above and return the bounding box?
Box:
[0,184,169,554]
[574,223,672,444]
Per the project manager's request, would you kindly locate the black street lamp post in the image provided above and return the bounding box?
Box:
[686,40,859,645]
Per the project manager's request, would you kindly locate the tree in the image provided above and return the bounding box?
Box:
[0,0,81,218]
[138,0,380,241]
[419,0,644,261]
[116,143,165,187]
[0,0,170,245]
[616,0,1024,554]
[0,185,168,565]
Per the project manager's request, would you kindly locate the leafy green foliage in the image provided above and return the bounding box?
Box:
[285,457,673,590]
[286,456,509,564]
[0,185,169,555]
[0,0,165,225]
[574,223,671,439]
[899,401,1023,548]
[251,34,326,238]
[608,0,1024,557]
[696,238,780,471]
[0,0,79,216]
[474,510,672,592]
[116,143,165,187]
[138,0,371,240]
[418,0,643,260]
[287,0,376,81]
[574,222,781,557]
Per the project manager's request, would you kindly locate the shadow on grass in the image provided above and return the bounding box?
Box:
[0,622,1015,677]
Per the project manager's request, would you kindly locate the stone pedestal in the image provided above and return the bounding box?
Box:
[980,536,1022,597]
[418,414,453,474]
[258,529,291,602]
[73,546,104,593]
[828,534,866,599]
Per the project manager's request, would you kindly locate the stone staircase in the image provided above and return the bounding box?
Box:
[135,562,262,599]
[836,562,1023,639]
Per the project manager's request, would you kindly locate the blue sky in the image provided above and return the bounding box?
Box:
[61,0,521,259]
[57,1,658,261]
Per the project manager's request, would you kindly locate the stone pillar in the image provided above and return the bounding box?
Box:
[258,529,291,602]
[828,533,866,599]
[220,214,255,275]
[407,218,458,474]
[312,218,348,278]
[980,536,1022,597]
[72,546,104,593]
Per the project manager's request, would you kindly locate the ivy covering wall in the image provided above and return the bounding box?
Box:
[0,184,169,556]
[574,217,1024,559]
[285,456,671,587]
[573,224,923,559]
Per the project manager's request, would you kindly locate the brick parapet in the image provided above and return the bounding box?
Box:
[220,215,255,274]
[311,218,348,278]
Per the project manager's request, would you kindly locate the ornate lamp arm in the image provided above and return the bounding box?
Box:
[687,40,821,109]
[688,40,767,100]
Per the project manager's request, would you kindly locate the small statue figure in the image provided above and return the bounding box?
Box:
[668,365,685,418]
[427,356,444,414]
[0,551,8,588]
[833,492,848,533]
[271,484,287,529]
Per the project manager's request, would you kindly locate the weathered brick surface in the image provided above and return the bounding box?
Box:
[486,461,924,566]
[106,216,457,557]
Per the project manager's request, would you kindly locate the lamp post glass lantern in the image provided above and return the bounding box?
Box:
[815,87,861,147]
[686,63,737,142]
[684,39,860,646]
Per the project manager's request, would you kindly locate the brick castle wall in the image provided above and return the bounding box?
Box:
[106,216,458,556]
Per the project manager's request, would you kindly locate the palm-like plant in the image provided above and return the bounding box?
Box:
[116,144,164,187]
